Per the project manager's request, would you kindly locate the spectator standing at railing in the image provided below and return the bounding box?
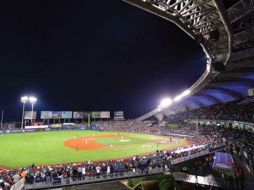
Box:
[96,165,101,178]
[77,166,82,180]
[12,172,20,184]
[45,170,51,184]
[81,166,86,180]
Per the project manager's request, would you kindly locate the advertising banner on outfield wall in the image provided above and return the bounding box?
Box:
[51,124,62,128]
[24,111,37,119]
[61,111,72,119]
[73,112,84,119]
[114,111,124,119]
[41,111,52,119]
[92,112,101,119]
[100,111,110,119]
[25,125,48,129]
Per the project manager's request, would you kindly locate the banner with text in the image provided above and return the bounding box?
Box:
[24,111,37,120]
[41,111,52,119]
[114,111,124,119]
[61,111,72,119]
[100,111,110,119]
[73,112,84,119]
[92,112,101,119]
[51,111,63,119]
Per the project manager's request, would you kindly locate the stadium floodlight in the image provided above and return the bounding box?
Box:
[174,89,191,102]
[174,95,182,102]
[21,96,29,130]
[21,96,29,104]
[158,97,172,111]
[29,96,37,104]
[182,89,191,97]
[29,96,37,126]
[206,63,211,72]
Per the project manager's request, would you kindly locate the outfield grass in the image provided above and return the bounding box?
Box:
[0,131,191,168]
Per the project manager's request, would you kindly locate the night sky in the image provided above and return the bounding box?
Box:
[0,0,207,121]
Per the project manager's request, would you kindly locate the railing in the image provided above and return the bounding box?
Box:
[25,168,165,190]
[171,150,210,165]
[171,145,225,165]
[24,147,225,190]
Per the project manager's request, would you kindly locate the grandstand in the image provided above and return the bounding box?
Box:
[1,1,254,190]
[133,0,254,122]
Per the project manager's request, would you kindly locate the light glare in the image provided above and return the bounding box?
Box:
[158,98,172,109]
[173,89,191,102]
[21,96,29,103]
[174,95,182,102]
[182,89,191,96]
[206,63,211,72]
[29,96,37,104]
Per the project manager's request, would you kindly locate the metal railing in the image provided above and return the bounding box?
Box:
[24,147,225,189]
[25,168,165,190]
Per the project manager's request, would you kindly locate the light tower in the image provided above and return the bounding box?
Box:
[21,96,29,130]
[29,96,37,126]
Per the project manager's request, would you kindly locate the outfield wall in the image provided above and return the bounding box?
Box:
[0,125,101,134]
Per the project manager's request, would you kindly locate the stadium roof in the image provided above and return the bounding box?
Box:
[125,0,254,120]
[184,61,254,108]
[177,0,254,111]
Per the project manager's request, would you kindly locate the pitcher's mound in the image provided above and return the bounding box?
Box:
[64,134,125,151]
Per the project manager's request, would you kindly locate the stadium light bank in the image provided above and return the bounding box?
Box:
[21,96,37,130]
[21,96,29,130]
[157,89,191,112]
[29,96,37,126]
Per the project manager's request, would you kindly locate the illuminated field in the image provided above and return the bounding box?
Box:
[0,131,193,168]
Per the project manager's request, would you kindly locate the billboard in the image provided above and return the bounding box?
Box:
[51,111,63,119]
[114,111,124,119]
[41,111,72,119]
[24,111,37,120]
[92,112,101,119]
[41,111,52,119]
[73,112,84,119]
[73,112,90,119]
[100,111,110,119]
[61,111,72,119]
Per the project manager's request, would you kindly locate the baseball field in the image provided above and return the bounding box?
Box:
[0,130,193,168]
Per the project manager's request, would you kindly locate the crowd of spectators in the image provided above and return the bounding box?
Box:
[170,98,254,170]
[0,120,226,189]
[0,142,221,189]
[92,120,161,134]
[93,120,199,138]
[0,123,16,132]
[1,115,253,189]
[172,98,254,122]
